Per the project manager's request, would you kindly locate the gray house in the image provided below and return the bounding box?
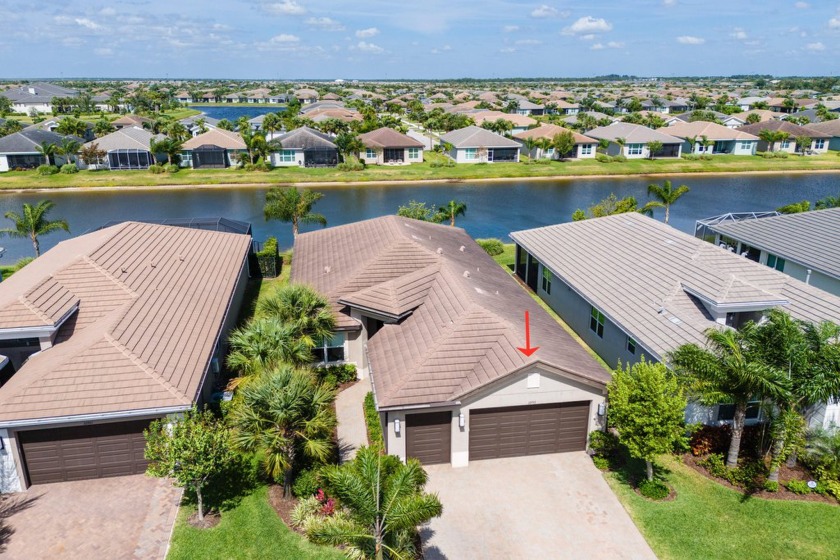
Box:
[0,129,84,172]
[806,120,840,151]
[585,122,682,159]
[269,126,338,167]
[439,126,520,163]
[510,213,840,429]
[80,126,166,170]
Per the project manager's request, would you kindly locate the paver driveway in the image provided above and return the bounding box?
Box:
[421,452,656,560]
[0,474,181,560]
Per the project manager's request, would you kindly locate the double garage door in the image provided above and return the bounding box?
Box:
[405,401,590,465]
[18,420,152,486]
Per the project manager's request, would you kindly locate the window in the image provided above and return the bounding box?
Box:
[464,148,477,160]
[739,141,752,150]
[628,143,643,155]
[365,148,376,160]
[782,140,791,149]
[589,307,605,338]
[408,147,420,159]
[814,139,825,150]
[580,144,593,155]
[312,332,346,364]
[766,254,785,272]
[543,147,555,157]
[277,150,296,162]
[717,402,761,421]
[626,337,637,355]
[541,268,552,294]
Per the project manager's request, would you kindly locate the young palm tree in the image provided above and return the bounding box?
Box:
[0,200,70,257]
[521,137,538,160]
[758,129,777,152]
[257,283,335,347]
[226,317,314,381]
[261,112,281,137]
[58,138,80,166]
[308,446,443,560]
[437,200,467,227]
[230,365,336,497]
[150,138,183,165]
[264,186,327,237]
[36,141,58,166]
[670,327,790,468]
[643,180,690,224]
[805,429,840,480]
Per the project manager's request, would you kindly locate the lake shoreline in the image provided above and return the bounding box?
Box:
[2,167,839,194]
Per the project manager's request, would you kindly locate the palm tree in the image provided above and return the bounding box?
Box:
[615,137,626,156]
[226,317,314,381]
[0,200,70,257]
[230,365,336,497]
[308,446,443,560]
[643,180,690,224]
[94,119,114,137]
[36,141,58,166]
[805,429,840,480]
[257,283,335,347]
[437,200,467,227]
[521,137,538,160]
[647,140,663,160]
[670,327,790,468]
[262,112,281,138]
[758,129,777,152]
[150,138,183,165]
[58,138,80,166]
[264,186,327,238]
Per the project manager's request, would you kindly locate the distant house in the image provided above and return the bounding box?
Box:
[358,127,424,165]
[732,109,776,124]
[806,120,840,151]
[23,117,95,142]
[665,121,759,155]
[80,127,165,170]
[0,129,84,171]
[470,111,536,134]
[439,125,521,163]
[294,88,320,104]
[179,115,221,137]
[735,96,769,111]
[737,120,831,154]
[1,82,78,114]
[111,114,153,130]
[562,111,615,127]
[551,99,581,115]
[513,99,545,116]
[269,126,338,167]
[181,129,247,168]
[585,122,682,158]
[513,124,597,159]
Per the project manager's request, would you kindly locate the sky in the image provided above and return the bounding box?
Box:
[1,1,839,79]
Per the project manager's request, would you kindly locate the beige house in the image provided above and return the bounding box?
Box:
[738,121,831,154]
[292,216,609,467]
[181,129,247,168]
[358,127,424,165]
[514,123,598,159]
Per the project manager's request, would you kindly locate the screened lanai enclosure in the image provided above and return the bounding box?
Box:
[191,145,229,169]
[107,149,154,170]
[303,147,338,167]
[5,154,46,169]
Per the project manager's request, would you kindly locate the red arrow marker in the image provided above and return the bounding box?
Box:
[517,311,539,357]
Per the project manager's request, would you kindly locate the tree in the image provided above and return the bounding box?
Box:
[643,180,690,224]
[264,186,327,238]
[647,140,663,160]
[217,118,234,131]
[261,112,282,137]
[746,113,762,124]
[334,132,364,162]
[614,136,627,156]
[521,137,538,159]
[795,135,812,156]
[571,193,644,221]
[79,142,106,166]
[805,429,840,481]
[308,446,443,560]
[55,117,88,138]
[150,137,183,165]
[36,141,58,166]
[230,365,336,497]
[396,201,445,223]
[815,195,840,210]
[776,200,810,214]
[552,131,576,160]
[226,317,314,380]
[669,327,790,468]
[608,360,687,481]
[257,283,335,348]
[437,200,467,227]
[144,407,235,523]
[0,200,70,257]
[57,138,80,166]
[0,96,12,117]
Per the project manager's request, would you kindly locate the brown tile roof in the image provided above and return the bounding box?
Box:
[359,127,424,149]
[665,121,759,141]
[291,216,609,409]
[514,123,596,144]
[182,128,247,150]
[737,120,831,138]
[0,222,252,424]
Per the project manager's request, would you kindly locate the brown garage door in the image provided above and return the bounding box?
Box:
[19,420,153,486]
[406,411,451,465]
[469,401,590,461]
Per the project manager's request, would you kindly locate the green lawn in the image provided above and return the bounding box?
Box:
[2,152,839,190]
[606,456,840,560]
[167,485,345,560]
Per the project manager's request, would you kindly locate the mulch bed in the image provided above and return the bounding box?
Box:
[268,485,304,534]
[188,511,221,529]
[683,454,838,505]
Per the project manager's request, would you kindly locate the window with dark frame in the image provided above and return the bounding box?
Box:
[590,307,605,338]
[627,336,637,355]
[541,268,552,294]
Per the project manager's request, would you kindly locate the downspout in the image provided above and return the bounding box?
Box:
[805,269,812,285]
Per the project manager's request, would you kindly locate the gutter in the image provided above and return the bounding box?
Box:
[0,405,191,429]
[0,303,79,340]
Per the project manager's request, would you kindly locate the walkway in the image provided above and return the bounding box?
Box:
[335,376,372,462]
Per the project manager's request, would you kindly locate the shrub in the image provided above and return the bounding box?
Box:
[589,430,620,457]
[166,163,180,173]
[613,154,627,163]
[592,455,610,470]
[148,164,166,174]
[681,153,700,161]
[60,163,78,174]
[337,155,365,171]
[291,496,321,528]
[698,453,728,479]
[533,158,552,165]
[314,363,357,388]
[698,453,767,488]
[785,479,811,494]
[476,238,505,256]
[292,468,321,498]
[429,158,455,168]
[37,164,59,175]
[256,236,280,278]
[595,153,612,163]
[639,480,669,500]
[689,424,764,458]
[763,480,779,492]
[363,391,384,448]
[819,479,840,500]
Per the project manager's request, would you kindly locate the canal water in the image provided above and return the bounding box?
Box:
[189,105,285,121]
[0,173,836,261]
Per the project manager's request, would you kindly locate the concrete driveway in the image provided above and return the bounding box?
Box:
[0,474,181,560]
[421,453,656,560]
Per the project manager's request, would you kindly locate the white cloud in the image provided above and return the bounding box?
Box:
[306,17,344,31]
[590,43,604,50]
[269,34,300,43]
[75,17,101,30]
[531,5,557,18]
[503,25,519,33]
[580,34,596,41]
[431,45,452,54]
[805,41,825,51]
[677,35,705,44]
[830,17,840,28]
[515,39,542,45]
[730,28,747,40]
[663,0,677,5]
[355,27,379,38]
[265,1,306,15]
[54,15,102,30]
[499,47,517,53]
[99,7,116,16]
[607,41,624,48]
[94,47,113,56]
[564,16,613,35]
[794,2,809,8]
[356,41,383,53]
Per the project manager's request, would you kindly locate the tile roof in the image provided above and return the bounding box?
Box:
[0,222,251,424]
[806,120,840,136]
[469,111,537,128]
[272,126,337,150]
[0,129,84,154]
[182,128,246,150]
[585,122,683,144]
[292,216,609,409]
[439,126,521,148]
[83,127,164,152]
[737,120,831,138]
[511,213,840,362]
[664,121,759,141]
[514,123,597,144]
[359,127,424,149]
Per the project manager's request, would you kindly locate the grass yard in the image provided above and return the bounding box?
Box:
[167,486,345,560]
[606,455,840,560]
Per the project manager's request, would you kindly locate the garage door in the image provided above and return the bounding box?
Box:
[19,420,153,486]
[406,411,451,465]
[469,401,590,461]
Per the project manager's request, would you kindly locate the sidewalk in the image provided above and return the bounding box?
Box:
[335,376,372,462]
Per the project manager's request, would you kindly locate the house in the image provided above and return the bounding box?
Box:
[768,98,818,114]
[111,114,152,130]
[737,121,831,154]
[585,122,682,158]
[291,216,610,466]
[0,221,252,492]
[294,88,320,104]
[732,109,777,124]
[562,111,615,128]
[1,82,78,114]
[439,126,521,163]
[510,213,840,428]
[551,99,581,115]
[806,120,840,151]
[735,96,769,111]
[665,121,759,155]
[23,117,95,141]
[79,127,165,170]
[0,129,84,172]
[179,115,221,137]
[358,127,424,165]
[304,107,363,124]
[698,208,840,297]
[469,111,536,134]
[513,124,597,159]
[269,126,338,167]
[513,99,545,116]
[299,100,348,115]
[181,129,247,168]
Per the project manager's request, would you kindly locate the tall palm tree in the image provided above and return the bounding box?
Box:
[438,200,467,227]
[36,142,58,166]
[264,187,327,238]
[0,200,70,257]
[261,112,281,137]
[308,446,443,560]
[230,365,336,497]
[758,129,777,152]
[58,138,80,166]
[257,283,335,347]
[643,180,690,224]
[150,138,183,165]
[521,137,538,160]
[226,317,314,381]
[670,327,790,468]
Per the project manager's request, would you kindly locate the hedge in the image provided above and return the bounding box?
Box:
[363,392,385,449]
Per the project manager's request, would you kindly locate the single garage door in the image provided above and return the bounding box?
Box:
[19,420,153,486]
[469,401,590,461]
[406,411,451,465]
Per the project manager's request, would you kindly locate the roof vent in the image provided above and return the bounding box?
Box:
[150,261,157,268]
[668,316,682,325]
[463,270,471,278]
[324,266,331,274]
[121,267,128,274]
[436,248,443,255]
[459,245,465,252]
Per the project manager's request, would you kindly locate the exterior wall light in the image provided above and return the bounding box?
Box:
[394,419,401,434]
[597,402,606,416]
[458,413,465,428]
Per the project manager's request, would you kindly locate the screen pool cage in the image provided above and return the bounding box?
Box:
[191,145,228,169]
[694,212,781,243]
[303,147,338,167]
[107,149,154,170]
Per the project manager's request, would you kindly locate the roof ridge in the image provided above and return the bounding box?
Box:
[18,284,56,325]
[104,333,191,404]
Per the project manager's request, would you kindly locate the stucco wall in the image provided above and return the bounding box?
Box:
[270,150,305,167]
[0,429,22,493]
